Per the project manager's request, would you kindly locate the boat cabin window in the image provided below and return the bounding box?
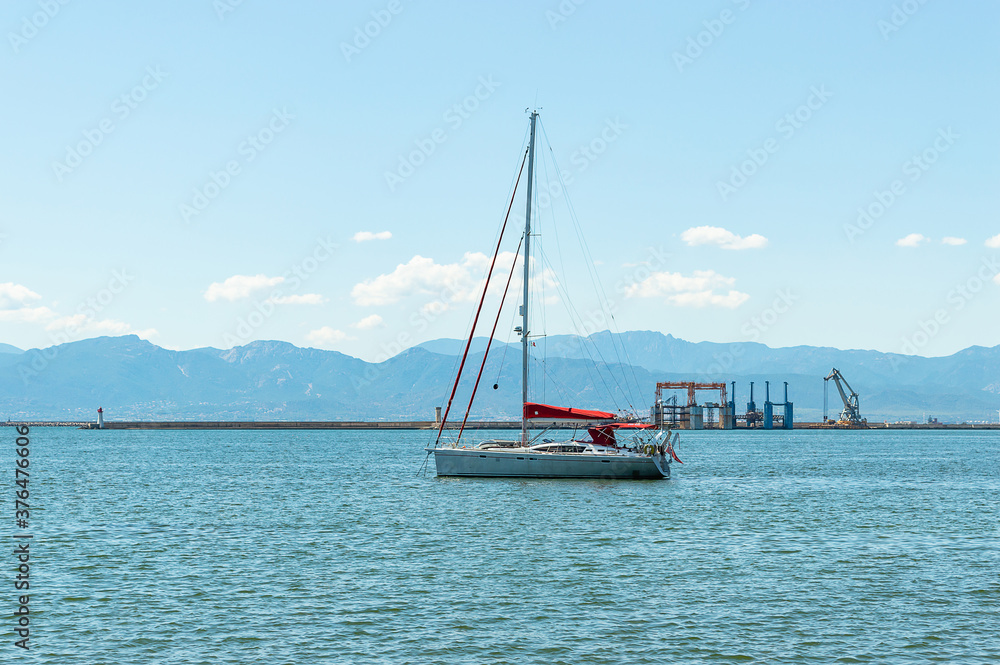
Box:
[529,443,587,453]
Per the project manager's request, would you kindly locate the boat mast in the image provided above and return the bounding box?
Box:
[521,110,537,446]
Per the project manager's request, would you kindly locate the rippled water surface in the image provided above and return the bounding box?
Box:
[21,428,1000,663]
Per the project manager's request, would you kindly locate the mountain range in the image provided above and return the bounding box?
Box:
[1,332,998,423]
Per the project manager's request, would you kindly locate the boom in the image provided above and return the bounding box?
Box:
[824,368,863,425]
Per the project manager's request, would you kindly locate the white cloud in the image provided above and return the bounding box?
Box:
[680,226,768,250]
[0,282,42,309]
[624,269,749,308]
[666,290,751,308]
[0,306,57,323]
[896,233,928,248]
[48,314,118,332]
[0,283,57,323]
[353,314,384,329]
[625,269,734,297]
[422,300,448,315]
[268,294,325,305]
[351,252,541,312]
[353,231,392,242]
[204,274,285,302]
[941,237,967,246]
[0,282,156,340]
[986,233,1000,249]
[306,326,351,347]
[352,255,464,306]
[44,313,158,339]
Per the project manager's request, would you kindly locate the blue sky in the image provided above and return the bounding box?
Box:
[1,0,998,362]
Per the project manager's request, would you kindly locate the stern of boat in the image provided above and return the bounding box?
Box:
[652,451,671,479]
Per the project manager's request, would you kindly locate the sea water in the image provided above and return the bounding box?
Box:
[17,428,1000,663]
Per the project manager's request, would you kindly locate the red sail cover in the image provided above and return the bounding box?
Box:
[588,425,617,446]
[588,423,656,446]
[523,402,616,421]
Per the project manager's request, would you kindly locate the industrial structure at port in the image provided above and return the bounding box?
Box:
[651,381,794,430]
[823,368,867,427]
[649,368,870,430]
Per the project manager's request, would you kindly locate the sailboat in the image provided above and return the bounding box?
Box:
[425,111,679,479]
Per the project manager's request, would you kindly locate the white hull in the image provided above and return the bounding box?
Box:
[429,446,669,479]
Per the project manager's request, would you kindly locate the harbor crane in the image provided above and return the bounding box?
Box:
[824,368,865,426]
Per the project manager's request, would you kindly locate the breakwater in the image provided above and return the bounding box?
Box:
[4,420,998,430]
[77,420,524,430]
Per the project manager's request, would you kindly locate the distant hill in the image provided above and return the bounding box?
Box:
[0,343,22,354]
[1,333,998,423]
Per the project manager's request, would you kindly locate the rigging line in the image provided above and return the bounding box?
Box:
[445,124,533,384]
[417,450,432,476]
[535,244,626,412]
[494,247,523,385]
[542,286,547,405]
[534,134,564,406]
[451,126,530,384]
[608,326,643,415]
[538,125,644,414]
[532,158,549,404]
[563,226,643,413]
[527,144,620,410]
[538,308,618,410]
[456,235,524,441]
[559,221,642,413]
[535,121,634,408]
[536,118,568,280]
[490,125,533,251]
[435,147,530,447]
[538,121,598,286]
[531,355,577,407]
